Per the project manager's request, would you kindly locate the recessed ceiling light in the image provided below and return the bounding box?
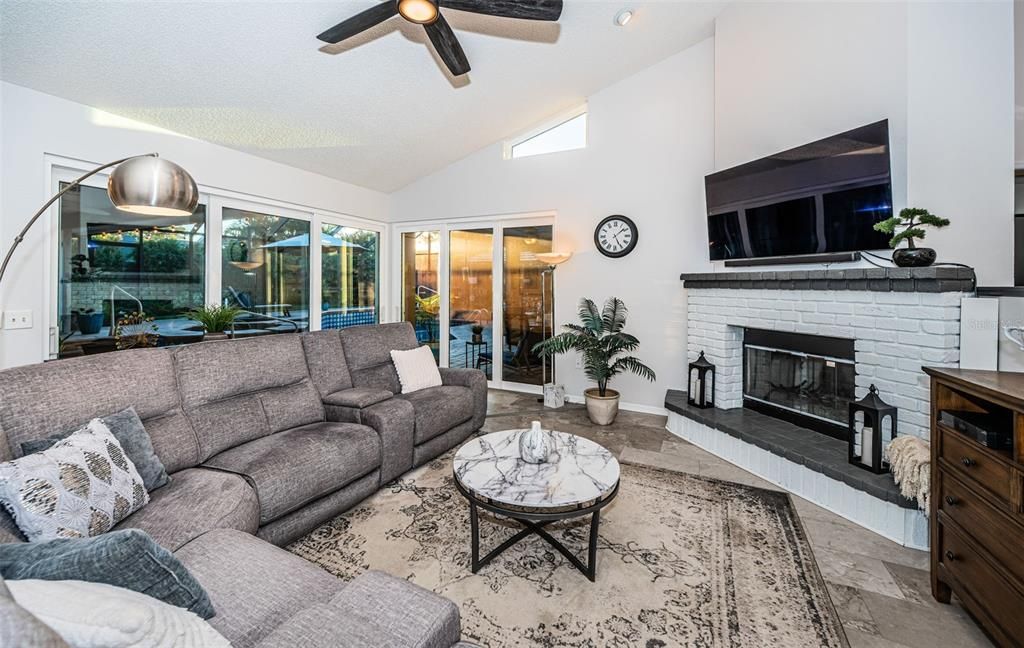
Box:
[615,9,633,26]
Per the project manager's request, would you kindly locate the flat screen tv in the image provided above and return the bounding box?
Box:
[705,120,893,262]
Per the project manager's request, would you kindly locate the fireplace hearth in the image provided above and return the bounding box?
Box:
[742,328,855,439]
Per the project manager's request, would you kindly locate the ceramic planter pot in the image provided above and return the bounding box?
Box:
[891,247,936,268]
[202,331,230,342]
[585,388,620,426]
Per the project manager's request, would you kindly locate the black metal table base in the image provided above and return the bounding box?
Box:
[456,479,618,582]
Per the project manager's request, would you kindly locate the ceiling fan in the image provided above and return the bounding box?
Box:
[317,0,564,77]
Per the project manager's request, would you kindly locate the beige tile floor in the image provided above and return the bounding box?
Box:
[483,389,993,648]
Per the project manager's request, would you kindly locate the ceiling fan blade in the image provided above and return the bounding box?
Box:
[424,15,471,76]
[438,0,562,21]
[317,2,399,43]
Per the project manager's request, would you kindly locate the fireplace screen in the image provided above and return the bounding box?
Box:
[744,344,855,427]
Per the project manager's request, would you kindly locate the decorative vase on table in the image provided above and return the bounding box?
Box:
[519,421,552,464]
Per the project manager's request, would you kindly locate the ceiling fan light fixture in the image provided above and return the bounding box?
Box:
[398,0,439,24]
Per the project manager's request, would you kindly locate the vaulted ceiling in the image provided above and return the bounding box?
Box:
[0,1,725,192]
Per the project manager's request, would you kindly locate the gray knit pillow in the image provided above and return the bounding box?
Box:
[20,408,169,492]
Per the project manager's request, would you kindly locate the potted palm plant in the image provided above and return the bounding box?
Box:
[534,297,655,425]
[187,304,242,341]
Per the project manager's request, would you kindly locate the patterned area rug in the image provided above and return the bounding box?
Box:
[288,454,847,647]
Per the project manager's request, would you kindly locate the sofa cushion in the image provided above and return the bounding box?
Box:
[321,388,393,409]
[300,331,353,396]
[0,347,199,473]
[174,336,325,461]
[174,529,345,648]
[115,468,259,552]
[397,385,475,445]
[254,570,460,648]
[339,323,418,394]
[202,422,380,525]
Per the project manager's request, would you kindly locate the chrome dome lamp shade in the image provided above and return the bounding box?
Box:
[107,155,199,216]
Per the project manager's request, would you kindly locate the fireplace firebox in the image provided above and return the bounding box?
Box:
[742,328,855,439]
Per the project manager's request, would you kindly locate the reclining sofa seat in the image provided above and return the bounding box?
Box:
[173,334,382,547]
[0,346,260,552]
[302,322,487,478]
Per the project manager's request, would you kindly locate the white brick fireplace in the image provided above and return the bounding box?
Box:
[667,267,975,548]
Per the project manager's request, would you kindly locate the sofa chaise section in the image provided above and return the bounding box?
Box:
[173,335,382,546]
[176,528,462,648]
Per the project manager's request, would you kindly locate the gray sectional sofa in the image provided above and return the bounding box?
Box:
[0,322,487,647]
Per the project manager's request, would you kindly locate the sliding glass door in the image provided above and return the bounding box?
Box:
[449,228,494,379]
[395,217,553,388]
[502,226,552,386]
[401,231,441,362]
[57,183,206,358]
[321,223,379,329]
[222,207,310,333]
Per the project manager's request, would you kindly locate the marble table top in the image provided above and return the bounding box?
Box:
[453,429,620,510]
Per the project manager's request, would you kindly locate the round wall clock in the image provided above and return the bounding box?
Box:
[594,215,638,258]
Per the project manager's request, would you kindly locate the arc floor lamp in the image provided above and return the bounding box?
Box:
[0,154,199,289]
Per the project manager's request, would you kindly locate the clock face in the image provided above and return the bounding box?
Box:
[594,215,638,258]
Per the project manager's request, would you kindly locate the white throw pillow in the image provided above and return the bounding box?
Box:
[7,579,230,648]
[0,420,149,542]
[391,345,443,394]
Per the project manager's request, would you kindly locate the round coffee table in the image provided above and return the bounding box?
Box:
[453,429,620,582]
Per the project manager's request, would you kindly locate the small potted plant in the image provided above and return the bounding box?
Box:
[73,307,104,335]
[873,207,950,268]
[471,324,484,344]
[533,297,655,425]
[186,304,242,341]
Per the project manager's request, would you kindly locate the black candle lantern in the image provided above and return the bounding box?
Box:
[688,351,715,409]
[848,384,897,474]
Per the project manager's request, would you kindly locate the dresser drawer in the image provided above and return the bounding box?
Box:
[939,426,1012,503]
[938,522,1024,640]
[939,474,1024,585]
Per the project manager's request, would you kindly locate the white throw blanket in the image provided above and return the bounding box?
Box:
[885,436,930,511]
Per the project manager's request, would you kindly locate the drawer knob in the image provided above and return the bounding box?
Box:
[960,457,976,467]
[944,495,958,506]
[945,550,957,562]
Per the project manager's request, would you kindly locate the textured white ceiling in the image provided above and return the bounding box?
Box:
[0,1,725,192]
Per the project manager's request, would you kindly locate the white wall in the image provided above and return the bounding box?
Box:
[390,40,717,411]
[1016,0,1023,168]
[0,82,390,368]
[714,1,1015,286]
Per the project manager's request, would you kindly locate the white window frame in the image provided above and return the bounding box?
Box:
[392,211,555,392]
[502,104,588,161]
[44,154,388,360]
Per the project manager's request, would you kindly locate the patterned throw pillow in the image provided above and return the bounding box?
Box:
[0,420,149,542]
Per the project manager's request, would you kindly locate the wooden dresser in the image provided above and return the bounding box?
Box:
[924,368,1024,647]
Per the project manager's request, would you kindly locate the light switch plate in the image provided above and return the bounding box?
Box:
[4,310,32,330]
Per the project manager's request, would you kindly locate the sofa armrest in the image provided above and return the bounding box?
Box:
[255,570,462,648]
[361,398,415,483]
[322,387,393,409]
[439,368,487,431]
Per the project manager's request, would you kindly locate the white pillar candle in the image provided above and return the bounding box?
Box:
[862,426,874,467]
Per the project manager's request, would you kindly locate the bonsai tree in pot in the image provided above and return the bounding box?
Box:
[186,304,242,341]
[873,207,949,267]
[533,297,655,425]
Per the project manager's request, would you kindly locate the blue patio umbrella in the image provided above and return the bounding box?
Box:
[260,233,364,249]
